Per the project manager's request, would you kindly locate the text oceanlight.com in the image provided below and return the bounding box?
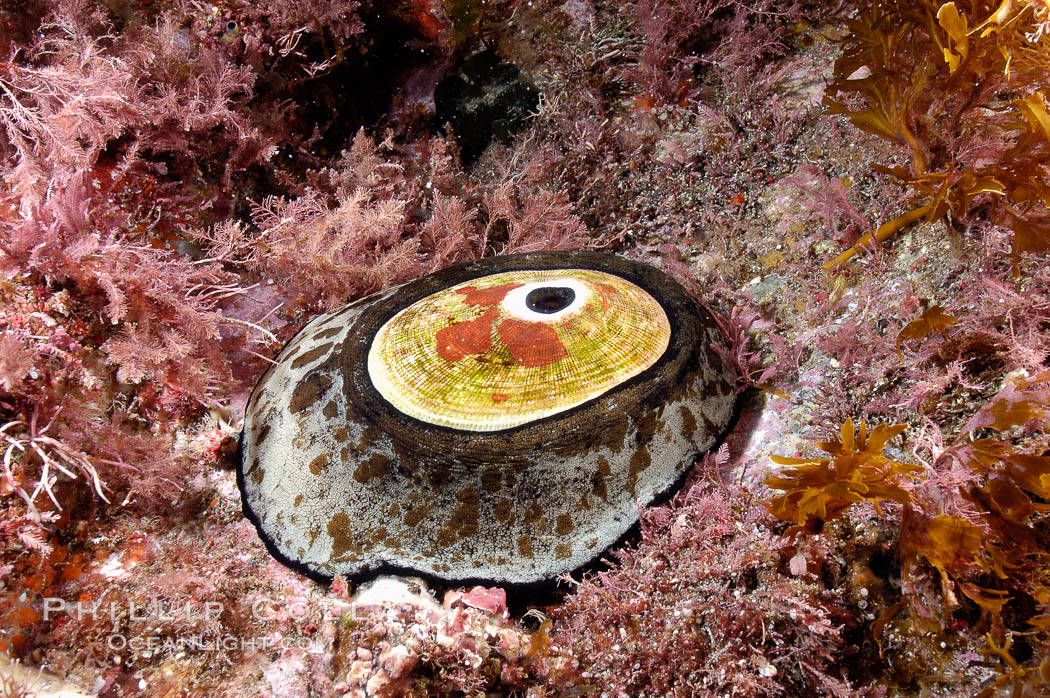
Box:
[106,634,319,653]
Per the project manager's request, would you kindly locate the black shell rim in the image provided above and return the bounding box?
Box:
[342,251,703,449]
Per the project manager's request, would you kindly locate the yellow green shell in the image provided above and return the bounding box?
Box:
[367,269,671,431]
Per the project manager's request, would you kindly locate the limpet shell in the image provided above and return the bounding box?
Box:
[237,251,736,587]
[368,267,671,430]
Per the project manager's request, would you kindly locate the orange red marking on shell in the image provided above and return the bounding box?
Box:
[496,318,568,368]
[435,308,498,362]
[456,283,524,306]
